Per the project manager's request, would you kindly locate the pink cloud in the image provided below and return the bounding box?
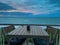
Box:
[0,6,60,15]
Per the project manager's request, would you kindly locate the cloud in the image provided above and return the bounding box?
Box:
[0,0,60,15]
[0,6,60,15]
[0,15,3,16]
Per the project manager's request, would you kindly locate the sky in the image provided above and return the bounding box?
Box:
[0,0,60,17]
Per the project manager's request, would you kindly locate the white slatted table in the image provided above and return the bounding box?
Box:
[8,26,49,45]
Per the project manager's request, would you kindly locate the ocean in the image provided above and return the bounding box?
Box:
[0,17,60,25]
